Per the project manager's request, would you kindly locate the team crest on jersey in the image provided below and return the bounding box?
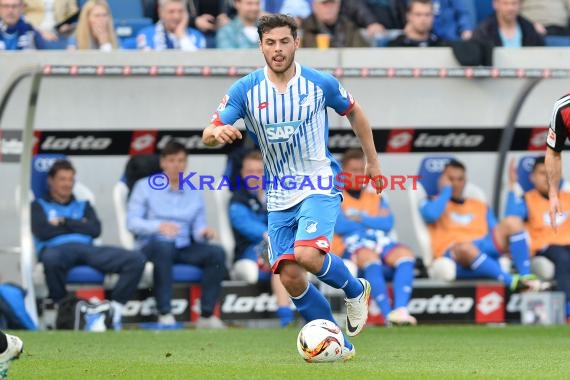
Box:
[450,212,474,225]
[265,120,303,143]
[217,95,230,111]
[547,128,556,147]
[305,221,318,234]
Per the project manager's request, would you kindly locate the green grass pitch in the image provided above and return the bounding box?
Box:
[6,325,570,379]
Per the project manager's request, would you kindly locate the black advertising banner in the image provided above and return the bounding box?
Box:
[1,127,560,161]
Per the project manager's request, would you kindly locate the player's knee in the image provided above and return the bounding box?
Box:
[531,256,555,280]
[293,246,321,272]
[279,262,307,294]
[453,242,478,266]
[355,248,377,268]
[231,259,259,284]
[502,216,524,234]
[429,257,456,282]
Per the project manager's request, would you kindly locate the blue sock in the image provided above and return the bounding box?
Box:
[509,232,531,276]
[276,306,294,327]
[316,253,363,299]
[363,262,391,317]
[290,282,352,349]
[566,302,570,318]
[393,259,415,310]
[470,253,513,286]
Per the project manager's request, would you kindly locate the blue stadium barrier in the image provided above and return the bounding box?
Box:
[545,36,570,47]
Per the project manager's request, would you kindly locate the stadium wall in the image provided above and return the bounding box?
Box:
[1,48,570,286]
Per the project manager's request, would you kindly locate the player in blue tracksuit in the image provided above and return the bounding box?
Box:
[0,0,44,51]
[31,160,145,330]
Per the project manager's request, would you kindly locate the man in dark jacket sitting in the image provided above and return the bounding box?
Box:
[473,0,544,47]
[31,160,145,330]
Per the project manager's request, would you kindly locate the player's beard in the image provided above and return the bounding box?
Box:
[264,52,295,75]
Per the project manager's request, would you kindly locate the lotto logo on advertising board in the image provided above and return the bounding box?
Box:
[475,286,505,323]
[386,129,414,153]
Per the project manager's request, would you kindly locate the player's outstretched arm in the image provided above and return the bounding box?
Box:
[202,123,243,147]
[346,102,383,193]
[545,147,563,229]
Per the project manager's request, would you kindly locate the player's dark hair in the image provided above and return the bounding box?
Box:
[532,156,546,172]
[48,160,75,178]
[444,159,465,172]
[243,150,263,162]
[341,149,364,166]
[257,14,298,42]
[160,141,187,158]
[408,0,433,12]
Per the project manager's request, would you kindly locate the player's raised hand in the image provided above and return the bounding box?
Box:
[213,125,243,145]
[365,161,383,195]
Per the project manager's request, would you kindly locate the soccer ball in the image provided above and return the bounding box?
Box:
[296,319,345,363]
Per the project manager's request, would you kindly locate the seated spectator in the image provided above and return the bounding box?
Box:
[191,0,235,47]
[421,159,542,291]
[333,149,417,326]
[31,160,145,330]
[0,0,44,50]
[472,0,544,47]
[521,0,570,36]
[301,0,370,48]
[137,0,206,51]
[216,0,260,49]
[432,0,474,41]
[23,0,78,42]
[361,0,407,30]
[127,142,227,328]
[505,157,570,322]
[229,150,294,327]
[387,0,445,47]
[67,0,118,51]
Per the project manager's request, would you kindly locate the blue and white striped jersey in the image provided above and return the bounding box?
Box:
[211,62,356,211]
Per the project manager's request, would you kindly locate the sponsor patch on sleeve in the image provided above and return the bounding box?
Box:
[547,128,556,147]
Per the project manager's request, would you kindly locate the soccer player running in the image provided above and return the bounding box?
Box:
[545,94,569,229]
[203,14,382,360]
[0,331,22,379]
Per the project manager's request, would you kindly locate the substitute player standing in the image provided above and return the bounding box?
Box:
[545,94,570,229]
[203,14,382,360]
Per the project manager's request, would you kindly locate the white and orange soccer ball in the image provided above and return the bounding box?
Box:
[296,319,345,363]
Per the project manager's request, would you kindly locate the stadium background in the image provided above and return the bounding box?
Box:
[1,47,570,325]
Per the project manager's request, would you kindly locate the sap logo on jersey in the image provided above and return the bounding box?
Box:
[266,120,303,143]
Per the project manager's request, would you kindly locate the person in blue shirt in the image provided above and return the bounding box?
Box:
[137,0,206,51]
[229,150,294,326]
[432,0,474,41]
[31,160,145,330]
[472,0,543,47]
[216,0,260,49]
[0,0,44,50]
[127,142,227,328]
